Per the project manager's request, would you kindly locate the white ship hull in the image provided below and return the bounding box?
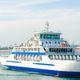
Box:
[1,56,80,77]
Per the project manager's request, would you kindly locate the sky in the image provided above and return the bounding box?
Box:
[0,0,80,46]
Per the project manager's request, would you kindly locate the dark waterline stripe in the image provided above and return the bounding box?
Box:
[5,65,80,77]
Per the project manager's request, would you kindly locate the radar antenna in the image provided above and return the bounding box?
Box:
[45,22,49,32]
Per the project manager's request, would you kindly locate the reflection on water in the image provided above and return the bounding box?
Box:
[0,50,80,80]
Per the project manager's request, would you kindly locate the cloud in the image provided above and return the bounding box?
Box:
[1,0,79,21]
[16,0,61,7]
[0,0,80,46]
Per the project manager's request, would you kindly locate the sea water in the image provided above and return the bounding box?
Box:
[0,50,80,80]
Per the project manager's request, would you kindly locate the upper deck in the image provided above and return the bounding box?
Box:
[12,23,80,56]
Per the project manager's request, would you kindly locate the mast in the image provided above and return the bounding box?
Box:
[45,22,49,32]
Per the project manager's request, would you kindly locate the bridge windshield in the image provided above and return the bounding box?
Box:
[40,33,60,39]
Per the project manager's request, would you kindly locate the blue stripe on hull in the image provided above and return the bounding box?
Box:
[5,65,80,77]
[12,52,45,55]
[5,65,57,75]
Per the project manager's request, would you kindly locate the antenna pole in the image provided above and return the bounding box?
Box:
[45,22,49,32]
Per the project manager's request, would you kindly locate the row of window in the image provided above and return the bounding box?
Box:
[48,55,80,60]
[42,42,66,47]
[15,48,40,52]
[14,54,42,62]
[49,48,73,53]
[42,41,60,45]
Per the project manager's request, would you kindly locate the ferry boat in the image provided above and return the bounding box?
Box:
[0,23,80,77]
